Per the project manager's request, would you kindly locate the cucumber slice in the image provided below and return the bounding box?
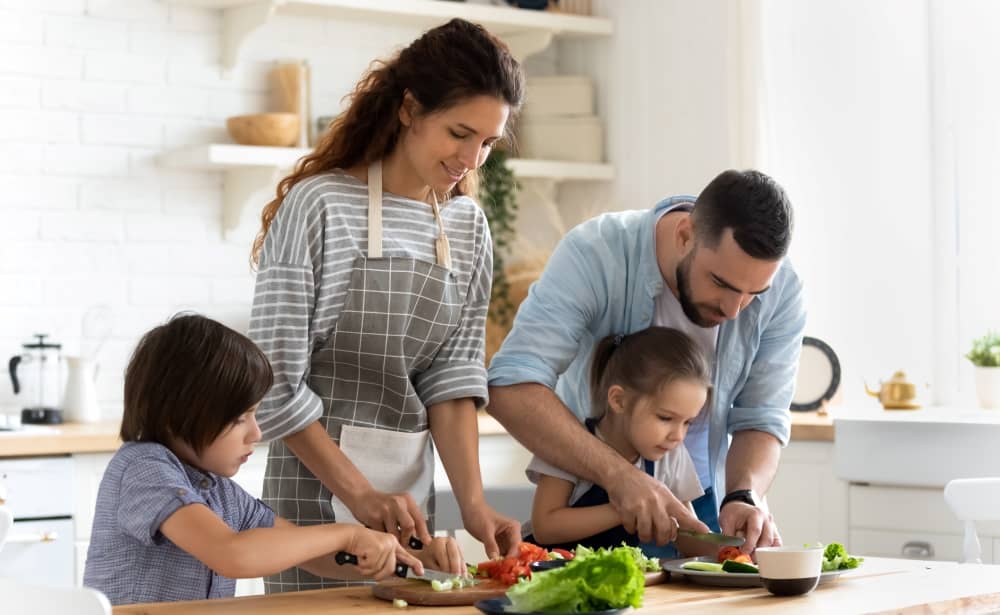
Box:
[682,561,725,572]
[721,559,759,574]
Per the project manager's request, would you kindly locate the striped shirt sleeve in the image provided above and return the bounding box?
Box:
[249,183,326,441]
[413,208,492,408]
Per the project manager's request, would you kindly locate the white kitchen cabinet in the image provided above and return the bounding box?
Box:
[765,440,849,549]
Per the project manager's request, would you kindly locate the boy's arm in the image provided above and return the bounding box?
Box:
[529,474,621,546]
[160,505,422,580]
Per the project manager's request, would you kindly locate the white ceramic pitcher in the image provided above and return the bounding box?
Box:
[63,356,101,423]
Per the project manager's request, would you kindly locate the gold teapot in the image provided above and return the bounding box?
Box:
[865,371,921,410]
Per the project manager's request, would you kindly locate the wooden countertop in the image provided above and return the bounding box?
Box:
[0,420,121,457]
[112,557,1000,614]
[0,411,833,458]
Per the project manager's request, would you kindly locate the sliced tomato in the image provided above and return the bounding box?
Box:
[552,548,575,560]
[717,546,743,563]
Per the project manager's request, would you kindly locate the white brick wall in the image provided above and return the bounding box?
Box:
[1,0,428,419]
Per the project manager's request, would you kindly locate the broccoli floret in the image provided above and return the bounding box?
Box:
[821,542,863,571]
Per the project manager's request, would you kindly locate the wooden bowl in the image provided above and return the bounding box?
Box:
[226,112,299,146]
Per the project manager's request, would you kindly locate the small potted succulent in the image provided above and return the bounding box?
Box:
[966,331,1000,409]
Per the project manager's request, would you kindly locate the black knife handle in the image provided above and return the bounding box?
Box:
[408,536,424,550]
[335,551,358,566]
[337,551,409,579]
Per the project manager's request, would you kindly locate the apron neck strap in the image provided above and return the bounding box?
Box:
[367,160,452,269]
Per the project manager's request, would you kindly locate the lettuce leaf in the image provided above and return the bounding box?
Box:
[505,545,645,613]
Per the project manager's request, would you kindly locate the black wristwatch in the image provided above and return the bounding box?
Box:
[720,489,758,509]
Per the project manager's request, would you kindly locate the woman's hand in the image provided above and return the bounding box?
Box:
[461,500,522,559]
[347,526,425,580]
[412,536,465,576]
[345,488,433,548]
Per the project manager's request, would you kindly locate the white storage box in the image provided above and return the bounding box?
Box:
[523,76,594,118]
[517,115,603,163]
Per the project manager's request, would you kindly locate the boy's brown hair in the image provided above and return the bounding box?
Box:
[120,313,273,454]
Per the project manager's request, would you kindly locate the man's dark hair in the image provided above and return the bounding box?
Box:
[120,313,273,454]
[692,169,793,260]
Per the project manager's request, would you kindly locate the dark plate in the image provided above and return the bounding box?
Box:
[790,336,841,411]
[474,597,627,615]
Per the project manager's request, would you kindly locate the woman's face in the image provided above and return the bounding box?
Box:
[398,94,510,194]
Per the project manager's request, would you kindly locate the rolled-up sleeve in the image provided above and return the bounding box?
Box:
[487,233,602,389]
[728,266,807,446]
[248,188,326,442]
[416,214,493,408]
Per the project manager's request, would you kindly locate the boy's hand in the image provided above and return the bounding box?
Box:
[348,526,424,580]
[411,536,465,576]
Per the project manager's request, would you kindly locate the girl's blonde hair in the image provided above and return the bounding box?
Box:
[588,327,711,419]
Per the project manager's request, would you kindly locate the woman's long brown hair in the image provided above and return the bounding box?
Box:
[251,18,524,267]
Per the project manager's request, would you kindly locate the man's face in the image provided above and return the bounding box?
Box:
[675,228,782,328]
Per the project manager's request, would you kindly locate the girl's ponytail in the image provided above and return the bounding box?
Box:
[588,334,621,419]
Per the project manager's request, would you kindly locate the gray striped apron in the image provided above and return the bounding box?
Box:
[262,161,462,593]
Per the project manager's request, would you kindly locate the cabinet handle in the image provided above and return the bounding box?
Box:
[901,540,934,559]
[5,531,58,544]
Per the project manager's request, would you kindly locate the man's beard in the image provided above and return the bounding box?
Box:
[675,255,716,328]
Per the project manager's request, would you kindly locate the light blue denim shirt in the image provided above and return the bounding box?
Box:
[488,196,806,507]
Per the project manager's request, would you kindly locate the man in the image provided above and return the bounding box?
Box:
[487,169,805,553]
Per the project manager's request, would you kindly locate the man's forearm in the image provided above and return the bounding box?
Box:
[725,429,782,495]
[487,383,632,487]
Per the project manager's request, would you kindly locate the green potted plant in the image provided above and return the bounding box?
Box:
[478,149,520,327]
[966,331,1000,409]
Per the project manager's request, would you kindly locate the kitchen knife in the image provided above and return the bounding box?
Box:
[678,529,745,546]
[334,551,457,584]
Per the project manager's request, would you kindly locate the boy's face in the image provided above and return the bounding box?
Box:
[185,407,262,477]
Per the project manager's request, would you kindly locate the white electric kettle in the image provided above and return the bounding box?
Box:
[63,356,101,423]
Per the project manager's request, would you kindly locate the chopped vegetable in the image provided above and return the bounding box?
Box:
[721,559,759,574]
[473,542,555,586]
[717,546,743,563]
[682,561,724,572]
[430,579,453,592]
[506,545,646,613]
[821,542,864,572]
[392,598,408,608]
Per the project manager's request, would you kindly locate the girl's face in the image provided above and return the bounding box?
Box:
[398,94,509,195]
[173,407,262,478]
[612,379,708,462]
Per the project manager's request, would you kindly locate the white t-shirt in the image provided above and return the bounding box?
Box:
[653,207,718,488]
[521,443,704,538]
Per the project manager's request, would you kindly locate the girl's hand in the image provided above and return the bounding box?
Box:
[461,501,522,559]
[412,536,465,576]
[348,526,424,580]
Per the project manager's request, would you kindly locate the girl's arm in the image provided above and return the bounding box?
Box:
[160,505,423,581]
[430,397,521,561]
[530,474,621,545]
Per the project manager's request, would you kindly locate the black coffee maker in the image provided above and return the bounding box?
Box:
[8,334,64,424]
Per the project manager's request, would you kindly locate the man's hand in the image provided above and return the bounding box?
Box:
[606,468,709,545]
[461,501,522,559]
[719,502,781,554]
[345,488,433,547]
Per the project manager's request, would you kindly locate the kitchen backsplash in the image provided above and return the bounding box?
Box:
[0,0,447,418]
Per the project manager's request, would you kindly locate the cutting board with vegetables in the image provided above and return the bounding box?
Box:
[372,578,508,606]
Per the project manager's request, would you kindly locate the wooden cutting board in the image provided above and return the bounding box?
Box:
[371,578,508,606]
[372,570,667,606]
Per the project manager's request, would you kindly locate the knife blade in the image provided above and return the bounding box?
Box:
[678,529,745,546]
[334,551,457,584]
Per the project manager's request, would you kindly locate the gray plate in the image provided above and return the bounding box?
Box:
[663,556,857,588]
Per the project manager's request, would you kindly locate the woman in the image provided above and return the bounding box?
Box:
[249,18,525,592]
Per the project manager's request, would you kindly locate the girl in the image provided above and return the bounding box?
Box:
[83,314,454,606]
[524,327,716,558]
[249,18,524,592]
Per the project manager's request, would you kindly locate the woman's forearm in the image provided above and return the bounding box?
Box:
[283,420,374,507]
[429,398,485,510]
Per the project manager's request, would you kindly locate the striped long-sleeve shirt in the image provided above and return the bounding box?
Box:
[249,170,493,441]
